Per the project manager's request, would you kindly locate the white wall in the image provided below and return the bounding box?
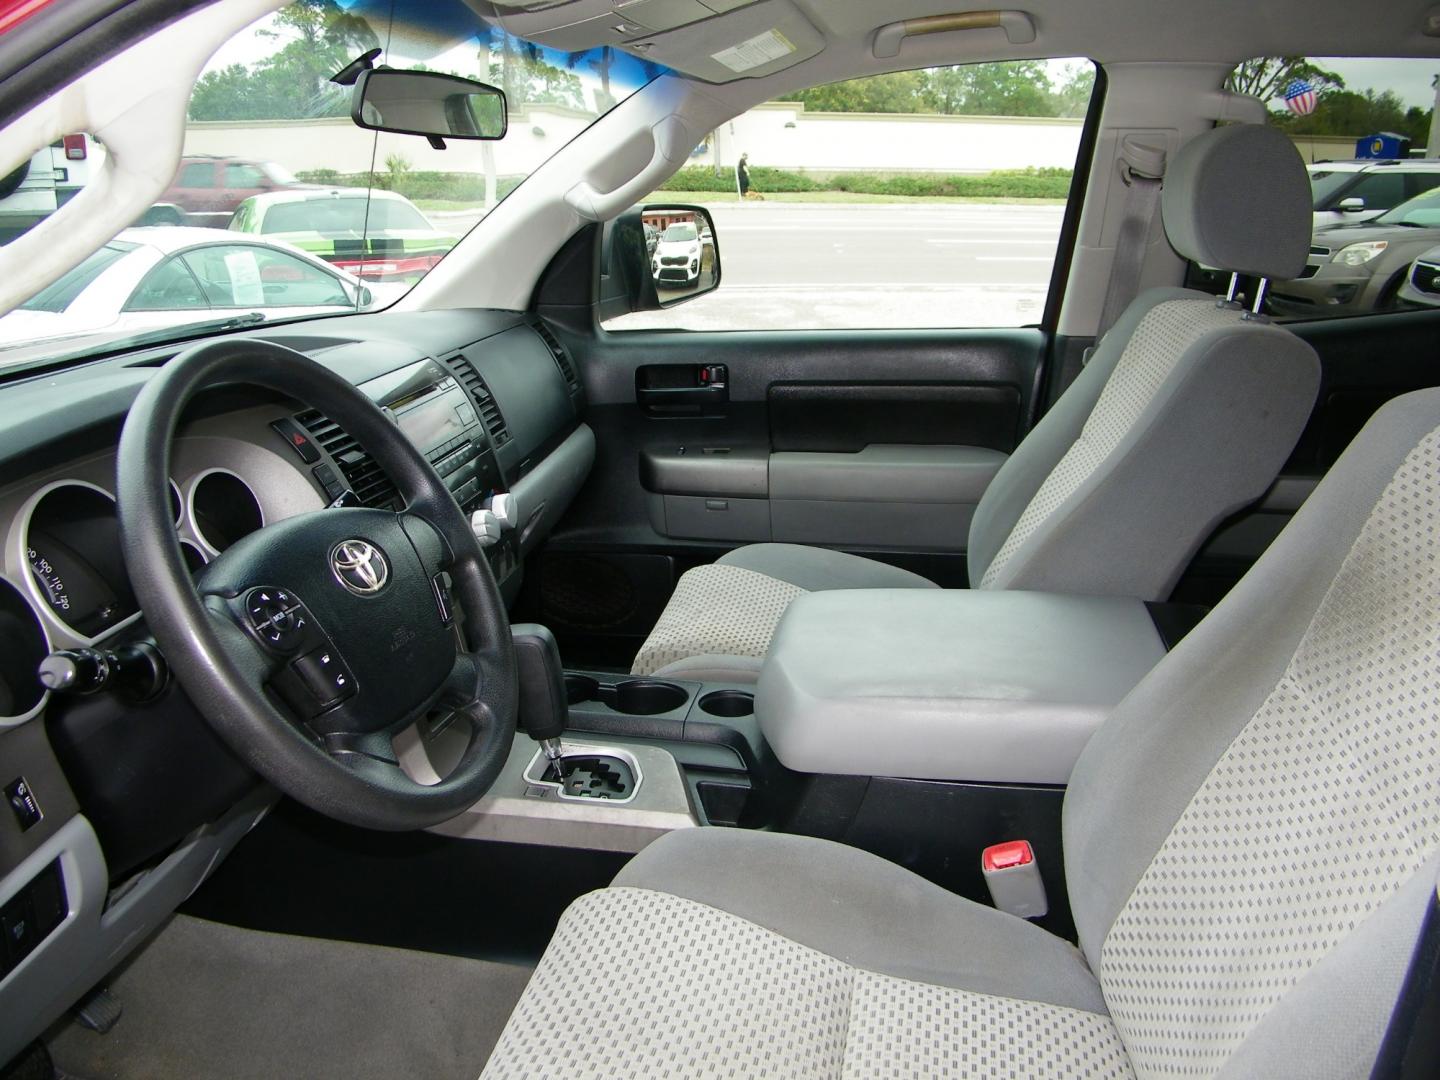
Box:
[711,102,1084,175]
[184,101,1087,179]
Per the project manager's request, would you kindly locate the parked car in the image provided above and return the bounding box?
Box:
[652,220,702,286]
[0,134,99,243]
[1307,159,1440,227]
[1394,243,1440,307]
[146,155,309,229]
[0,227,395,349]
[228,187,459,283]
[1269,184,1440,317]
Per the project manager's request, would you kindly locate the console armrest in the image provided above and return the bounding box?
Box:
[756,589,1165,785]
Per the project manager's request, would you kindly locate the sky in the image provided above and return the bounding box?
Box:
[1294,58,1440,110]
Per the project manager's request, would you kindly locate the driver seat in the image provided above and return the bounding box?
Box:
[481,389,1440,1078]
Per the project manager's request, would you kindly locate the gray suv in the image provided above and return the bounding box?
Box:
[1270,183,1440,317]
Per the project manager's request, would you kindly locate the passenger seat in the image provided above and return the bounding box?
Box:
[633,124,1321,683]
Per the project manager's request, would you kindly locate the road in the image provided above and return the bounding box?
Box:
[607,202,1064,330]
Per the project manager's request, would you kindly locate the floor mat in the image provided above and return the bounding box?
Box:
[47,914,532,1080]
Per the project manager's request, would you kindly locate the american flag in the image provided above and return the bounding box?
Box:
[1284,78,1318,116]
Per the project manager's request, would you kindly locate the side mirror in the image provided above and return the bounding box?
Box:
[605,204,720,316]
[351,69,506,143]
[1338,196,1367,212]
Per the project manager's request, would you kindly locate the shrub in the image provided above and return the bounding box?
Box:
[659,164,1071,199]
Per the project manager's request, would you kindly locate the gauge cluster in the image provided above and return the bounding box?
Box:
[0,416,324,724]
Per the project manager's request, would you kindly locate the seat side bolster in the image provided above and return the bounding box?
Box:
[614,828,1110,1015]
[987,323,1320,600]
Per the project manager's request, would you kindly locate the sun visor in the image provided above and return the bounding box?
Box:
[620,0,824,82]
[469,0,819,81]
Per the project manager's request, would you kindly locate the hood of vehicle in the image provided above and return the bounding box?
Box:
[1311,222,1440,248]
[0,308,114,345]
[655,239,700,257]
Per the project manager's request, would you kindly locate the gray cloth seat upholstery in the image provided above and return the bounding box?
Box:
[631,123,1321,683]
[483,387,1440,1078]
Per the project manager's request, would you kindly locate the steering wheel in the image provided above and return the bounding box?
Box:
[116,339,518,830]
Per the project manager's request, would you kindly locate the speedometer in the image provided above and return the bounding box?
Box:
[27,538,125,638]
[24,483,135,638]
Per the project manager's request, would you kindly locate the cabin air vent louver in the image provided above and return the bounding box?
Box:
[440,352,511,448]
[533,321,580,393]
[293,409,400,510]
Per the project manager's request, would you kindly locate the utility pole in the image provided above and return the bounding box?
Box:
[1429,74,1440,157]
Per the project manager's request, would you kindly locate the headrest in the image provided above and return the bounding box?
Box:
[1161,124,1311,280]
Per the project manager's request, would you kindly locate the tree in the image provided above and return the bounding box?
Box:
[778,70,931,113]
[925,60,1056,116]
[1050,64,1095,118]
[189,0,379,120]
[1226,56,1345,106]
[1278,87,1432,145]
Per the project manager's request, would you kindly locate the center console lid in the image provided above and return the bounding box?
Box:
[757,589,1166,785]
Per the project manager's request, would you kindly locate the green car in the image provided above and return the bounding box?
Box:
[228,187,457,284]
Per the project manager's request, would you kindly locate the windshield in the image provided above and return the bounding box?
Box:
[0,0,665,371]
[1377,186,1440,226]
[661,224,697,242]
[1309,169,1357,205]
[19,242,138,312]
[258,197,433,235]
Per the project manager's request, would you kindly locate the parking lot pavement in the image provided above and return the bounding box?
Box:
[606,202,1063,330]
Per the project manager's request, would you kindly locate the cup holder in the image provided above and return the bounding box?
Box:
[698,690,755,718]
[564,673,599,705]
[612,679,688,715]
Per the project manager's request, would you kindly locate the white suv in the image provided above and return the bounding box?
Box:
[1308,159,1440,227]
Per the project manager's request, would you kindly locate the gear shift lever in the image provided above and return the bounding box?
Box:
[510,623,569,779]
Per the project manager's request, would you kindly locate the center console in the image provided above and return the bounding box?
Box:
[756,588,1170,785]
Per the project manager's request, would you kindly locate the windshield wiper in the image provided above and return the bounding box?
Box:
[116,312,270,350]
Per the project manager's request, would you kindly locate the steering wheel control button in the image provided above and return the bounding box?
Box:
[293,648,355,708]
[269,417,321,464]
[330,539,390,596]
[5,777,42,831]
[244,588,310,652]
[431,572,454,626]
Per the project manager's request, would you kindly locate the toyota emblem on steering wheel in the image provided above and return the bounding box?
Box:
[331,539,390,595]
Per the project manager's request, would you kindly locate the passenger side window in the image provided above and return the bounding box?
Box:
[602,59,1095,332]
[126,257,208,311]
[177,162,214,188]
[223,163,267,188]
[180,245,351,308]
[1208,56,1440,321]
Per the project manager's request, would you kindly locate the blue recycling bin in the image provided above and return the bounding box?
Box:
[1355,132,1411,159]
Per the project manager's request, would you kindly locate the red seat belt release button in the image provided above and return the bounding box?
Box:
[981,840,1048,919]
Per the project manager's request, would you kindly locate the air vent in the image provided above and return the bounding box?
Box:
[534,321,580,393]
[440,353,511,448]
[294,409,401,510]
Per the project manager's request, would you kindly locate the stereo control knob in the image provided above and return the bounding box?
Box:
[487,492,519,530]
[470,509,502,548]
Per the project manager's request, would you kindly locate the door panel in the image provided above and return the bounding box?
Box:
[520,321,1048,664]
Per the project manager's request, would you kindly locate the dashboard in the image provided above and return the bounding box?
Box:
[0,308,593,1061]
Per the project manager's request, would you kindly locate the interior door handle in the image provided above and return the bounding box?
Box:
[636,364,728,416]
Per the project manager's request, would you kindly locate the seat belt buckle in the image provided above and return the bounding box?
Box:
[981,840,1048,919]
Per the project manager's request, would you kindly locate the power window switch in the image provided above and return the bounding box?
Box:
[981,840,1048,919]
[1,892,37,965]
[293,648,355,707]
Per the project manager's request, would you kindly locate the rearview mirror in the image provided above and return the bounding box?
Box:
[1338,196,1366,212]
[352,69,507,143]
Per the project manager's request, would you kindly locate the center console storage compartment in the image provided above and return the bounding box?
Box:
[758,589,1167,785]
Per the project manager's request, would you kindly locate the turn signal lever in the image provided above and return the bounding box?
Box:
[38,643,167,701]
[510,623,567,778]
